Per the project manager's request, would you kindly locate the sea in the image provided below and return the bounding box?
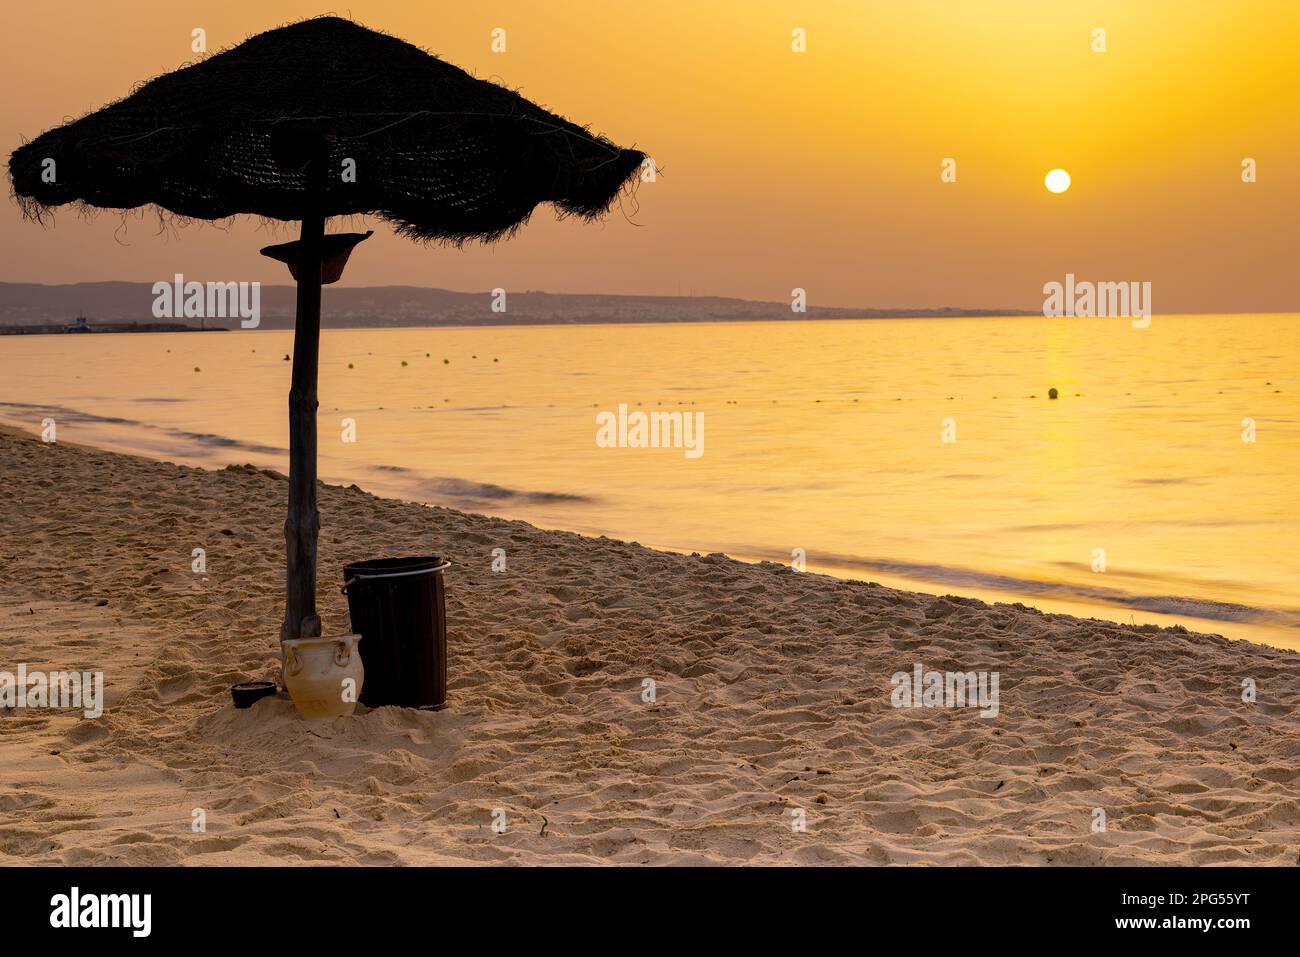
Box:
[3,313,1296,649]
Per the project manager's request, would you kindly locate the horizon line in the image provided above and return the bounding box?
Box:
[1,279,1294,317]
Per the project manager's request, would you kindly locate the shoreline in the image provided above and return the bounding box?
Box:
[1,426,1298,864]
[2,412,1294,653]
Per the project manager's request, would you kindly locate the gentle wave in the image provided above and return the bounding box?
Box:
[765,548,1300,628]
[420,477,591,506]
[0,400,286,457]
[0,401,593,511]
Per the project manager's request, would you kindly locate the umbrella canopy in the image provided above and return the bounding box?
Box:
[9,15,645,242]
[9,16,646,649]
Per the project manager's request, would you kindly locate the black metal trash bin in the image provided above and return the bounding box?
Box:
[341,556,450,709]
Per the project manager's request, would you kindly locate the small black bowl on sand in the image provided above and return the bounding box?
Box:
[231,680,278,709]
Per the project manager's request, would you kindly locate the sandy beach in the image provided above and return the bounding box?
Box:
[0,424,1295,865]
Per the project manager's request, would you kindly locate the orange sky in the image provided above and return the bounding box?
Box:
[2,0,1297,310]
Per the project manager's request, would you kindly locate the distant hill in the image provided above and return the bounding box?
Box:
[0,281,1035,329]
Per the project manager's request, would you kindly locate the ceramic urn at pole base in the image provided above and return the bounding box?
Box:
[281,634,364,719]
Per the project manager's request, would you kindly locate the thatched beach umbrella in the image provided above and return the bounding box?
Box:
[9,15,644,643]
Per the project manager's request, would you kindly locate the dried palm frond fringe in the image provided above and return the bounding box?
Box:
[8,15,646,244]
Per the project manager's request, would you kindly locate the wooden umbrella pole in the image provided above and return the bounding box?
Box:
[282,210,326,641]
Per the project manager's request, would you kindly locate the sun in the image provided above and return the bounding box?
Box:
[1045,168,1071,194]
